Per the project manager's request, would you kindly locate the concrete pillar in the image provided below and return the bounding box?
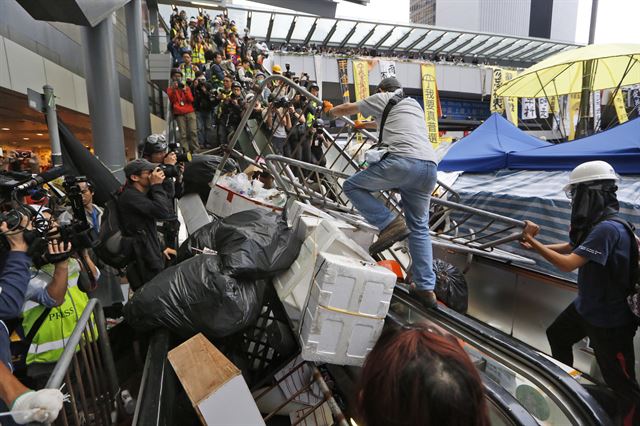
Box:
[81,15,127,181]
[125,0,152,147]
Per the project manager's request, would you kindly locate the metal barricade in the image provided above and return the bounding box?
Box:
[41,299,119,426]
[253,360,348,426]
[210,75,533,264]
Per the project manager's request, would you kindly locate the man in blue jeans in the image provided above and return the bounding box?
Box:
[326,77,439,308]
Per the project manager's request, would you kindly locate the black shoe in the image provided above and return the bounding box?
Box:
[411,289,438,309]
[369,215,410,255]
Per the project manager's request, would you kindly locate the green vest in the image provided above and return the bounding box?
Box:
[22,259,94,365]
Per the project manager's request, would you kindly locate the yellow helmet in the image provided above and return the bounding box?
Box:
[272,64,282,74]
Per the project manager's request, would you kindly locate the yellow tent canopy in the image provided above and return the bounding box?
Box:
[496,43,640,97]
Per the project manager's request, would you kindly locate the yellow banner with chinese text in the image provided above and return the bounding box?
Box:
[613,89,629,124]
[352,60,370,121]
[503,69,518,126]
[568,93,581,140]
[421,64,439,147]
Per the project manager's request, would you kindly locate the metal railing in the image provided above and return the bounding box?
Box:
[41,299,119,426]
[208,75,534,265]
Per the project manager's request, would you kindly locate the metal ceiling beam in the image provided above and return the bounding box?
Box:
[246,11,252,33]
[489,40,526,58]
[373,27,396,50]
[474,39,506,56]
[322,21,339,46]
[285,17,296,43]
[434,34,463,55]
[357,24,378,48]
[339,23,358,48]
[405,30,431,51]
[303,18,318,45]
[265,13,275,43]
[419,33,445,54]
[506,42,543,60]
[389,29,413,51]
[456,36,489,56]
[525,44,567,61]
[451,35,477,55]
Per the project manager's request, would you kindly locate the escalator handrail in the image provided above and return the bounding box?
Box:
[391,290,611,425]
[386,311,539,426]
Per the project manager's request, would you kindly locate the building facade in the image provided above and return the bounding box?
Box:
[410,0,582,43]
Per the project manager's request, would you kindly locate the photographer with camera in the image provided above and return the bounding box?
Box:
[167,68,199,154]
[58,181,124,313]
[214,75,234,147]
[266,96,292,156]
[237,58,254,87]
[15,207,100,385]
[193,76,217,148]
[117,159,175,290]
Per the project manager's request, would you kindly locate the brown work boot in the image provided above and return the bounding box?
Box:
[369,215,411,255]
[411,288,438,309]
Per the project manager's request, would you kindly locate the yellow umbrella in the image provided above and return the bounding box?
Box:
[496,43,640,97]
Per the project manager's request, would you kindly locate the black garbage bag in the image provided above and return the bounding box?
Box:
[182,155,239,201]
[433,259,468,314]
[123,254,264,339]
[215,209,303,278]
[176,218,221,262]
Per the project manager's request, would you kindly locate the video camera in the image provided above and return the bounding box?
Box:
[0,168,99,268]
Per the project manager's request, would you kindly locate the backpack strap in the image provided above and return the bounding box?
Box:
[377,92,405,147]
[603,216,639,292]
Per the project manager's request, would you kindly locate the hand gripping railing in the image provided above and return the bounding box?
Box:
[40,299,120,426]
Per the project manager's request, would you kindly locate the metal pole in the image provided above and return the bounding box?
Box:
[42,85,62,167]
[81,15,127,182]
[126,0,152,149]
[588,0,599,44]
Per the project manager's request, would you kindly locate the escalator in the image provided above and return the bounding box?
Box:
[142,74,614,425]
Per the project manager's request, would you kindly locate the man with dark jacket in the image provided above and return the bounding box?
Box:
[117,159,175,290]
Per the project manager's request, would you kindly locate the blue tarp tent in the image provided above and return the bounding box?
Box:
[508,117,640,174]
[438,113,551,172]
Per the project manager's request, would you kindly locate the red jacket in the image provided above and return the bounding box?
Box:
[167,86,195,115]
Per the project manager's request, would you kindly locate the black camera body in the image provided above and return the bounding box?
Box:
[274,96,291,109]
[168,142,190,163]
[158,164,180,179]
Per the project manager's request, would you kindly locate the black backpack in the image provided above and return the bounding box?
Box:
[606,217,640,318]
[95,193,134,269]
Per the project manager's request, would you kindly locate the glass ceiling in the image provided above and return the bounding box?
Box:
[222,5,581,64]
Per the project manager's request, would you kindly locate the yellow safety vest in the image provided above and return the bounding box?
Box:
[179,63,196,83]
[21,259,95,365]
[192,44,205,65]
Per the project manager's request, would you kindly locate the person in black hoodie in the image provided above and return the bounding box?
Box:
[117,159,175,290]
[521,160,640,424]
[193,76,217,148]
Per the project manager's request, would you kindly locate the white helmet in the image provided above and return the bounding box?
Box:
[564,160,619,195]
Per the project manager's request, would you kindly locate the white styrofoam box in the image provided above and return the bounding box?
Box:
[273,220,373,323]
[296,215,376,251]
[206,184,283,218]
[178,193,212,234]
[306,252,396,318]
[298,252,397,366]
[299,307,384,366]
[285,199,334,228]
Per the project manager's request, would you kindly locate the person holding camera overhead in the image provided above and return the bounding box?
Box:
[117,159,175,291]
[167,68,199,154]
[266,96,292,156]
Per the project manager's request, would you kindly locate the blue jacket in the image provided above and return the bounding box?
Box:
[0,251,32,319]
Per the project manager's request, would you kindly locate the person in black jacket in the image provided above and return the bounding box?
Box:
[118,159,175,290]
[193,77,217,148]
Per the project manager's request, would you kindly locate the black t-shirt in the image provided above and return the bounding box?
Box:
[573,220,635,327]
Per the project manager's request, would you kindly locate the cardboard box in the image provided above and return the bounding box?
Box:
[168,333,266,426]
[299,252,397,366]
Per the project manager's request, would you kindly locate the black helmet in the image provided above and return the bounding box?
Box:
[309,82,319,91]
[143,134,168,155]
[232,81,242,89]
